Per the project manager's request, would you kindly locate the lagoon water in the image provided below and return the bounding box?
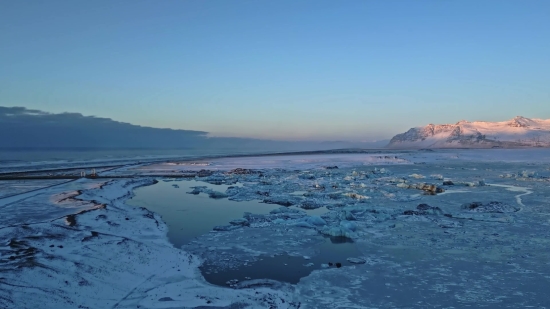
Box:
[127,180,279,248]
[128,179,360,285]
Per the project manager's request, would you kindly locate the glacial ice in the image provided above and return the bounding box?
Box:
[3,149,550,308]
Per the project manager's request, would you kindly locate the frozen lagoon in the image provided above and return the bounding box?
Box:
[128,180,361,286]
[1,149,550,308]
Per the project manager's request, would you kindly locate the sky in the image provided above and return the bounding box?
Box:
[1,0,549,141]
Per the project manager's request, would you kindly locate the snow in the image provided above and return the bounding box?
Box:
[0,178,297,308]
[135,153,411,172]
[389,116,550,148]
[2,149,550,308]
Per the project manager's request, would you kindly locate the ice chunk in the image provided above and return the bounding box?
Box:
[346,257,366,264]
[520,170,537,178]
[292,222,316,228]
[340,220,357,231]
[342,192,370,200]
[303,215,327,226]
[188,186,207,195]
[458,180,485,187]
[321,225,356,238]
[208,191,228,199]
[300,199,322,210]
[337,210,356,221]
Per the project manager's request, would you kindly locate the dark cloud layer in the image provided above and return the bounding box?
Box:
[0,106,207,149]
[0,106,387,151]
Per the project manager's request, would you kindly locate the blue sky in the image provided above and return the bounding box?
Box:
[1,0,549,141]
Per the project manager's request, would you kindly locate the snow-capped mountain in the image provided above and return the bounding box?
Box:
[387,116,550,148]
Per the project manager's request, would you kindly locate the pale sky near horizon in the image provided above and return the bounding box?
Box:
[1,0,549,141]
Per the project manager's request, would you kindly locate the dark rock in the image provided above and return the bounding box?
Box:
[442,180,454,186]
[213,225,240,231]
[226,168,259,175]
[335,263,342,268]
[325,166,339,169]
[462,202,483,210]
[403,204,443,216]
[263,198,295,207]
[416,204,444,215]
[420,184,445,194]
[461,201,519,213]
[416,203,431,211]
[158,297,174,302]
[196,169,213,177]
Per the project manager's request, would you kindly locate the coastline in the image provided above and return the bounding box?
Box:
[0,177,296,308]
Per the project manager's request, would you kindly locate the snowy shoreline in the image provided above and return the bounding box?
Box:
[0,178,297,308]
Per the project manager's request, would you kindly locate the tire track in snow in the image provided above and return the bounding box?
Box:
[487,183,533,211]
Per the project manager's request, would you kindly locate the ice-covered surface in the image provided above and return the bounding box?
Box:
[133,153,410,173]
[2,149,550,308]
[0,178,296,308]
[0,179,104,227]
[0,179,68,198]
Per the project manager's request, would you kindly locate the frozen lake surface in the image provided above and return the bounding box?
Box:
[2,148,550,308]
[128,179,360,285]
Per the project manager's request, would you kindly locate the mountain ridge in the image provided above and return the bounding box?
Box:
[387,116,550,149]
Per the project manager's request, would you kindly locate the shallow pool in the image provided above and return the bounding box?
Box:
[128,179,279,248]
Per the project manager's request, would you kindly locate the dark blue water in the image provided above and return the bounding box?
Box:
[0,148,245,163]
[128,179,361,286]
[128,180,280,248]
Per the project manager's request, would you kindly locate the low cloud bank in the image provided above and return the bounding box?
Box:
[1,106,387,152]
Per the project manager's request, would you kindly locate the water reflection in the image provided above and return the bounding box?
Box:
[129,179,361,286]
[201,237,360,285]
[128,179,278,248]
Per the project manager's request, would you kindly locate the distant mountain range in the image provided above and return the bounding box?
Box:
[387,116,550,148]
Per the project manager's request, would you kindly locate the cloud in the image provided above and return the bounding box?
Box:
[1,106,387,151]
[0,106,207,149]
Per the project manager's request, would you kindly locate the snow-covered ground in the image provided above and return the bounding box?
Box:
[134,153,410,173]
[1,149,550,308]
[0,178,295,308]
